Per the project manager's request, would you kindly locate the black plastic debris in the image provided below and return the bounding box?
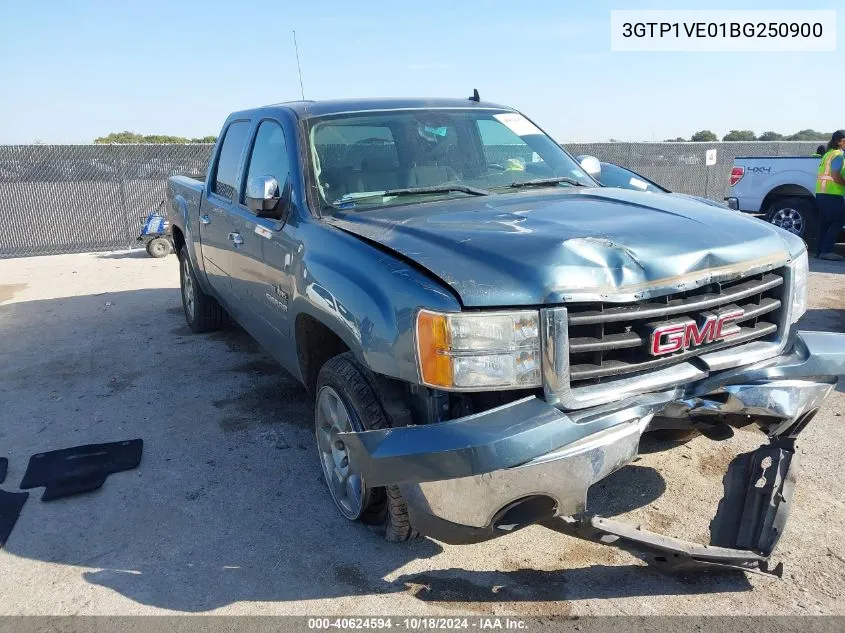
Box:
[0,489,28,548]
[0,457,7,484]
[20,439,143,501]
[710,437,796,557]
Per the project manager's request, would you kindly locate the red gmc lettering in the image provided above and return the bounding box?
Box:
[651,321,690,355]
[650,310,745,356]
[715,309,744,340]
[684,317,715,347]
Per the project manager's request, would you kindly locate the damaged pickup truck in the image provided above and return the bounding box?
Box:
[167,97,845,576]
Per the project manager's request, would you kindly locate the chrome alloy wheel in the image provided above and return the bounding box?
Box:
[181,256,195,322]
[770,207,805,236]
[315,385,369,520]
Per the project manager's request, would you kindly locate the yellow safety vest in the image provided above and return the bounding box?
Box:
[817,148,845,196]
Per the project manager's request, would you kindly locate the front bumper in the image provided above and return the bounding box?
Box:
[341,331,845,564]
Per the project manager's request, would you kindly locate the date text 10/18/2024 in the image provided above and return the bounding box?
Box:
[307,617,529,630]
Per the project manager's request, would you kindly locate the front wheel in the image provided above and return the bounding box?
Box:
[315,352,417,542]
[766,197,819,251]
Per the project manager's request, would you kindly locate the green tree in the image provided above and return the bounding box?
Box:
[757,131,784,141]
[664,136,687,142]
[94,131,217,144]
[722,130,756,141]
[786,129,829,141]
[690,130,718,142]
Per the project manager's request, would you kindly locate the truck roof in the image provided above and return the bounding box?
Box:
[232,97,514,120]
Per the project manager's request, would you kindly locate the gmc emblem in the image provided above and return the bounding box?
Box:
[648,310,744,356]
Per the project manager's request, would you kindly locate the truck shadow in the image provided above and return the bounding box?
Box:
[799,308,845,333]
[1,289,750,613]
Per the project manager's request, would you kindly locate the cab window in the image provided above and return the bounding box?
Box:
[211,121,250,201]
[242,120,290,207]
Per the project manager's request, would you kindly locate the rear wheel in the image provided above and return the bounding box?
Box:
[178,247,227,333]
[315,352,417,542]
[766,197,818,251]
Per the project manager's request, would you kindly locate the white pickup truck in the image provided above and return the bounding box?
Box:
[727,156,827,248]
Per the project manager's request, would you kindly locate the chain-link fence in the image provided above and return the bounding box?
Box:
[565,141,820,201]
[0,141,822,258]
[0,144,212,258]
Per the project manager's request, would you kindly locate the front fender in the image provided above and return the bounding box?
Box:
[290,220,460,383]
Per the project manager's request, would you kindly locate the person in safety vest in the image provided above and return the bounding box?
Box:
[814,145,826,157]
[815,130,845,261]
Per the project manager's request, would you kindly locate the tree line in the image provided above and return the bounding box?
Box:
[666,129,831,142]
[94,131,217,144]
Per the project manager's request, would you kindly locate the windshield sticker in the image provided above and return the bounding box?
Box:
[629,177,649,190]
[493,113,543,137]
[423,126,448,137]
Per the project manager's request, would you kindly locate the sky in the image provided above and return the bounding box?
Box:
[0,0,841,144]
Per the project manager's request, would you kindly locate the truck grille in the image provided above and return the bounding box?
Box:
[565,270,786,385]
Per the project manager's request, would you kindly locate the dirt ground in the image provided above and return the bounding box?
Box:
[0,250,843,616]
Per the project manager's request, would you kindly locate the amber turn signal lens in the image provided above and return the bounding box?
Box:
[416,310,453,388]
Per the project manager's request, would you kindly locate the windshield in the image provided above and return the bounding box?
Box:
[598,162,667,193]
[308,109,596,212]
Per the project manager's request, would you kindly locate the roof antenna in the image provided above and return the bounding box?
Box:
[293,30,306,101]
[468,88,480,102]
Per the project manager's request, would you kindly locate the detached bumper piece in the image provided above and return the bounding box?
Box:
[556,516,782,578]
[20,439,143,501]
[556,438,796,578]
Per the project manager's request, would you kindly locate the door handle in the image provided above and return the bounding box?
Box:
[228,232,244,247]
[199,215,210,225]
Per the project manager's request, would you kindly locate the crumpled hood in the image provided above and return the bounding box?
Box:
[325,187,799,307]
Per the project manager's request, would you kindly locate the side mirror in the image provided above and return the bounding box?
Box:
[576,155,602,181]
[245,175,289,220]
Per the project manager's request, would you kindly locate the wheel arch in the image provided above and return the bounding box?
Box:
[171,225,186,256]
[761,185,816,213]
[294,311,355,395]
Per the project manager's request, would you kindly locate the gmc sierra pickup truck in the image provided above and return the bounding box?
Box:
[167,97,845,575]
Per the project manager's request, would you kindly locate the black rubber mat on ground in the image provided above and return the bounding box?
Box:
[0,489,28,547]
[0,458,7,484]
[20,439,143,501]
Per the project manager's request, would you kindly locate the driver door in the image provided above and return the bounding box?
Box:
[227,119,296,347]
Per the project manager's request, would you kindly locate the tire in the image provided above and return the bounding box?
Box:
[146,237,171,258]
[315,352,417,542]
[765,197,819,251]
[178,246,227,333]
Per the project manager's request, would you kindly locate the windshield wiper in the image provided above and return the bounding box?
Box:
[384,185,491,197]
[332,185,490,208]
[508,177,586,189]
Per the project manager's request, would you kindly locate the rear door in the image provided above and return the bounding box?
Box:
[227,118,297,348]
[198,120,251,300]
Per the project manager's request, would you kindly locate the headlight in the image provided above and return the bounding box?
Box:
[415,309,541,390]
[789,249,808,323]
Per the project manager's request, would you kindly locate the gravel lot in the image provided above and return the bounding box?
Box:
[0,250,844,616]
